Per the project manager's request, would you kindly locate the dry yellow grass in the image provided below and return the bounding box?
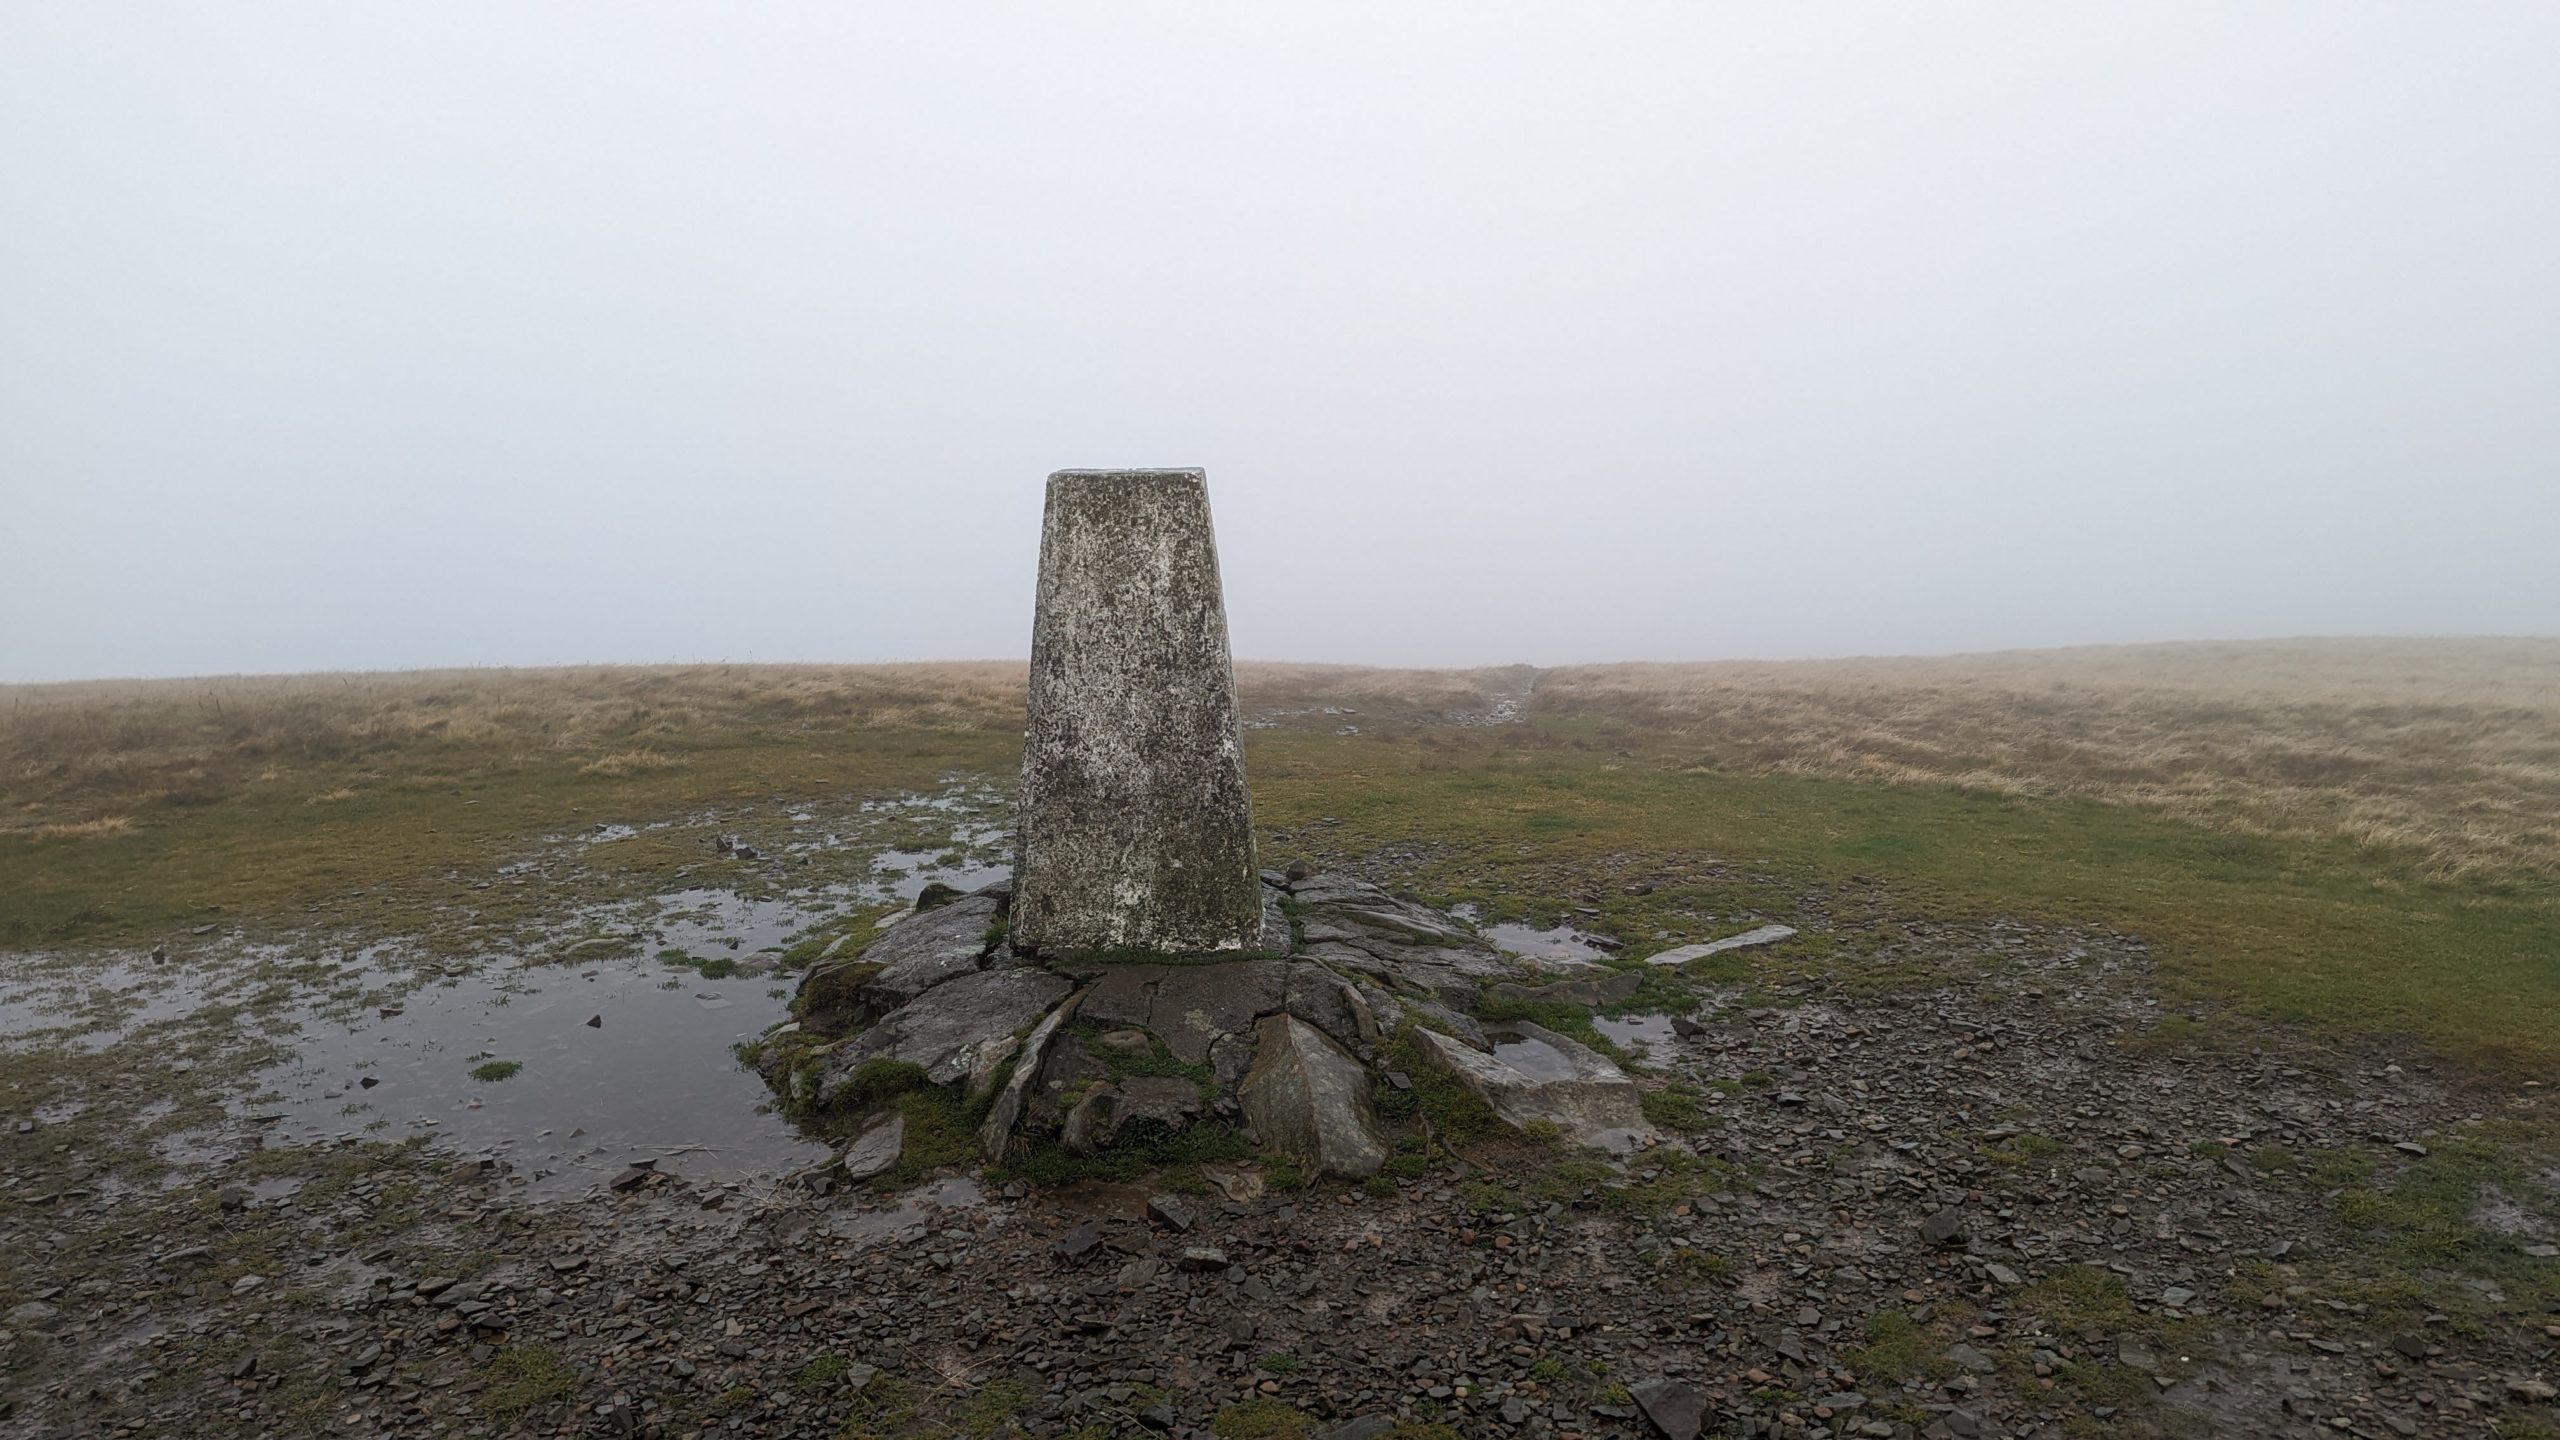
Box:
[576,748,688,777]
[1540,637,2560,883]
[0,662,1026,830]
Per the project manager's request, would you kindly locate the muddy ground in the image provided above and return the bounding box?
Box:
[4,793,2556,1440]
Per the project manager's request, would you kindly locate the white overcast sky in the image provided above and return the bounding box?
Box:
[3,5,2555,682]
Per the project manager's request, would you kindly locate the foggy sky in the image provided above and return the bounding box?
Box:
[4,5,2556,684]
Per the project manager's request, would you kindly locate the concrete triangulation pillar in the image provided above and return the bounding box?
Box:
[1011,469,1263,955]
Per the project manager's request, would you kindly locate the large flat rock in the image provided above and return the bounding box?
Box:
[858,894,1001,1009]
[821,967,1073,1100]
[1012,469,1262,955]
[1414,1020,1658,1154]
[1070,958,1288,1064]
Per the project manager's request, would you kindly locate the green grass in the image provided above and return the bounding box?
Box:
[12,674,2557,1080]
[0,700,1012,951]
[1640,1081,1711,1130]
[467,1059,522,1083]
[2303,1135,2560,1327]
[1982,1131,2066,1166]
[1377,1026,1505,1149]
[997,1121,1257,1186]
[480,1344,578,1418]
[794,1353,850,1391]
[956,1377,1029,1438]
[1250,729,2560,1080]
[1845,1309,1956,1384]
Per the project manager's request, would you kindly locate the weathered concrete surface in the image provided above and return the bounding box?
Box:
[1238,1014,1388,1179]
[1012,470,1262,956]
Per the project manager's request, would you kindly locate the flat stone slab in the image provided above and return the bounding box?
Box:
[1068,958,1288,1064]
[1643,925,1799,967]
[822,967,1073,1100]
[1414,1020,1657,1154]
[1012,469,1262,955]
[858,894,1001,1008]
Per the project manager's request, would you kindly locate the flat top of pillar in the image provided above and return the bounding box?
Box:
[1048,468,1206,483]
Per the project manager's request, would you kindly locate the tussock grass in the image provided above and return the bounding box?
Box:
[577,748,686,777]
[1541,637,2560,884]
[0,662,1023,830]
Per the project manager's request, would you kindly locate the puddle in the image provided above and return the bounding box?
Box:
[151,1128,236,1175]
[1487,1029,1587,1082]
[825,1176,986,1246]
[0,780,1028,1201]
[0,958,229,1049]
[870,848,1009,902]
[1594,1012,1676,1059]
[246,955,830,1197]
[1484,923,1619,965]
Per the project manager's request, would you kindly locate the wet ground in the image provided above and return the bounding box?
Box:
[0,783,1019,1203]
[7,788,2557,1440]
[11,876,2553,1440]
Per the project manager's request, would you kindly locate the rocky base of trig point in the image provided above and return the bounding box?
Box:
[747,870,1665,1181]
[747,466,1668,1177]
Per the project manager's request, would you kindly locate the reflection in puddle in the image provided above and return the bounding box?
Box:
[0,780,1027,1201]
[250,956,831,1197]
[871,849,1009,902]
[1484,923,1618,965]
[1594,1012,1676,1059]
[643,889,843,961]
[1488,1032,1586,1082]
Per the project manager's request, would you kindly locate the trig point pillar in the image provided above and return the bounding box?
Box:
[1011,469,1262,955]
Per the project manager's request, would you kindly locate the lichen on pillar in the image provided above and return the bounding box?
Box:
[1010,469,1263,956]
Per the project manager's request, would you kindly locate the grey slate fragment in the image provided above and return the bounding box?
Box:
[840,1113,904,1181]
[977,989,1082,1159]
[1643,924,1799,967]
[1413,1021,1657,1153]
[1238,1014,1389,1179]
[1630,1378,1709,1440]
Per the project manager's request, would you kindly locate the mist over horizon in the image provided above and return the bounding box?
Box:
[6,5,2557,685]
